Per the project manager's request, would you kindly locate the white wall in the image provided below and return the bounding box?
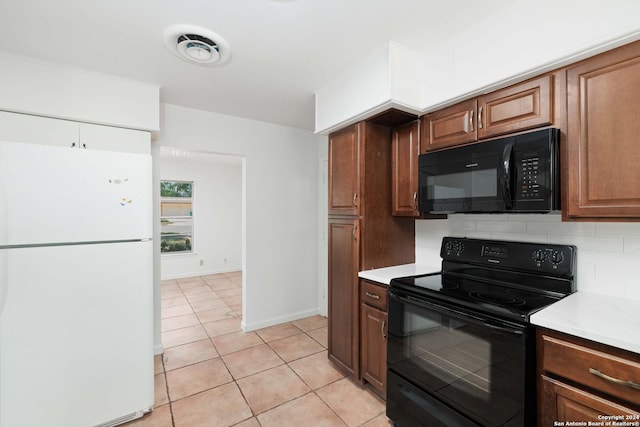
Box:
[420,0,640,111]
[159,152,242,279]
[156,103,324,331]
[416,215,640,301]
[0,52,159,131]
[314,0,640,133]
[317,137,329,317]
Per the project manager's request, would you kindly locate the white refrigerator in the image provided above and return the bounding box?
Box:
[0,140,154,427]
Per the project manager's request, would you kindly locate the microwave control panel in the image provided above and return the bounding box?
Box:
[516,150,545,200]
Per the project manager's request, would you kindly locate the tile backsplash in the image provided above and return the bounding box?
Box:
[415,213,640,301]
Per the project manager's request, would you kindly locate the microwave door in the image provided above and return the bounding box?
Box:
[420,156,471,213]
[468,138,513,212]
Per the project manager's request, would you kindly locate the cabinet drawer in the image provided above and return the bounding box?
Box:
[541,335,640,406]
[541,375,640,424]
[360,281,387,311]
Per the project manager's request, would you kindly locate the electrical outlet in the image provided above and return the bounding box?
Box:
[199,259,204,266]
[224,258,227,263]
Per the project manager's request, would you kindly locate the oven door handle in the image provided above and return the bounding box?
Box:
[392,292,484,323]
[482,319,524,335]
[390,290,526,335]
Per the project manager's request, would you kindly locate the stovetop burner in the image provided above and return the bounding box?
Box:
[469,291,526,306]
[392,271,567,322]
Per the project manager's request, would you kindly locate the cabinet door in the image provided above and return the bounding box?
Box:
[566,41,640,218]
[391,121,420,217]
[477,75,553,139]
[360,302,387,395]
[328,218,359,377]
[79,123,150,154]
[0,110,78,148]
[419,115,430,154]
[328,124,361,215]
[424,99,477,151]
[540,375,640,426]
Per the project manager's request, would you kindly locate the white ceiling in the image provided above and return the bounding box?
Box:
[0,0,514,130]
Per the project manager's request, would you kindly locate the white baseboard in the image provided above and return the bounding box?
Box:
[161,267,242,280]
[154,343,164,355]
[242,308,323,332]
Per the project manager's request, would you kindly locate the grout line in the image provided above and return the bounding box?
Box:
[160,354,177,427]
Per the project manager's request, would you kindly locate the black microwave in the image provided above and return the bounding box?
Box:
[418,128,560,213]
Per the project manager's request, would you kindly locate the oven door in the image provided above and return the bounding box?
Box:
[386,289,535,427]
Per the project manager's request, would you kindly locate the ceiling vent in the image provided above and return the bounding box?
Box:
[163,24,231,66]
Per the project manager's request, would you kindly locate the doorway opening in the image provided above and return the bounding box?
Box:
[153,146,245,352]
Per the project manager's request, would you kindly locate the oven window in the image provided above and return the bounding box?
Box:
[387,294,530,426]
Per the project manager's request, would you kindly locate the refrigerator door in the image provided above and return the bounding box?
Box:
[0,140,152,246]
[0,241,154,427]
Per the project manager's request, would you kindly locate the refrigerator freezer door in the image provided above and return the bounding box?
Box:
[0,241,154,427]
[0,140,152,246]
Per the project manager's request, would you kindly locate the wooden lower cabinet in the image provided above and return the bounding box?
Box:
[360,280,388,396]
[537,328,640,426]
[541,375,639,425]
[328,217,360,377]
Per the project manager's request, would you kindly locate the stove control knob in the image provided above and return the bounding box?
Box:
[550,250,564,265]
[532,250,547,264]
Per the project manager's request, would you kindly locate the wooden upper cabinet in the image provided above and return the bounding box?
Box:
[391,120,420,217]
[423,99,478,151]
[328,123,361,216]
[421,75,555,152]
[566,41,640,219]
[478,75,553,139]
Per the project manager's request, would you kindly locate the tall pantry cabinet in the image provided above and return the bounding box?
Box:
[327,121,415,378]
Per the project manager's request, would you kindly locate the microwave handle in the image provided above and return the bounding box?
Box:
[501,142,514,209]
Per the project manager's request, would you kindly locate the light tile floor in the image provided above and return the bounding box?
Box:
[123,271,391,427]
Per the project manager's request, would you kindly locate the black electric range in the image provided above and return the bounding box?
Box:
[386,237,577,427]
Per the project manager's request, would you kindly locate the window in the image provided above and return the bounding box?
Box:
[160,180,194,253]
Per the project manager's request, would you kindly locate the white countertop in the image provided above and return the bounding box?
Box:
[358,263,439,286]
[360,265,639,355]
[530,292,640,354]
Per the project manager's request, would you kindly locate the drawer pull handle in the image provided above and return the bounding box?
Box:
[382,320,387,340]
[589,368,640,391]
[365,292,380,300]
